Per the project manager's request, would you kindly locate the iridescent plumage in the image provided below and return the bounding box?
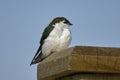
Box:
[30,17,72,65]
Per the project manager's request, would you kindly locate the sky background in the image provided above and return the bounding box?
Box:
[0,0,120,80]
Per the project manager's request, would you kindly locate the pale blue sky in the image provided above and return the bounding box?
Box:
[0,0,120,80]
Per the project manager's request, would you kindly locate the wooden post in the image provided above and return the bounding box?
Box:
[37,46,120,80]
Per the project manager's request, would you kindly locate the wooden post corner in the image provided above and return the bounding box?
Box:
[37,46,120,80]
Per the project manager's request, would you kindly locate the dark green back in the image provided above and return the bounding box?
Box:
[40,25,54,48]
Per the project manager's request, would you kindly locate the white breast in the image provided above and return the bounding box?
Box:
[56,28,71,51]
[41,22,71,57]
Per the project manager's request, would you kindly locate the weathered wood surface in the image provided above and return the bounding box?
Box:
[37,46,120,80]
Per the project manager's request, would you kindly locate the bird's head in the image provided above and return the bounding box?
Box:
[50,17,73,28]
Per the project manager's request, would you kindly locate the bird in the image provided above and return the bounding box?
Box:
[30,17,73,65]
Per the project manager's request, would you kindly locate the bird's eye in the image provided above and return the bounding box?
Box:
[63,21,67,24]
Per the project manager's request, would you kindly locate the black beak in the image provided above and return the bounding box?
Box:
[69,23,73,25]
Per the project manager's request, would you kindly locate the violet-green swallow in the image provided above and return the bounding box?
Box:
[30,17,72,65]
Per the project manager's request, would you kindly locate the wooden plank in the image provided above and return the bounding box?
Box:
[37,46,120,80]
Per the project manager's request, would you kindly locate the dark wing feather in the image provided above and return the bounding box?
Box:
[40,25,54,46]
[30,25,54,65]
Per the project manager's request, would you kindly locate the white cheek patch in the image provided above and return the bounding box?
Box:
[53,21,69,29]
[62,20,66,23]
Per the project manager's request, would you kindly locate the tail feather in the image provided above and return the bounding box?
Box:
[30,46,43,65]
